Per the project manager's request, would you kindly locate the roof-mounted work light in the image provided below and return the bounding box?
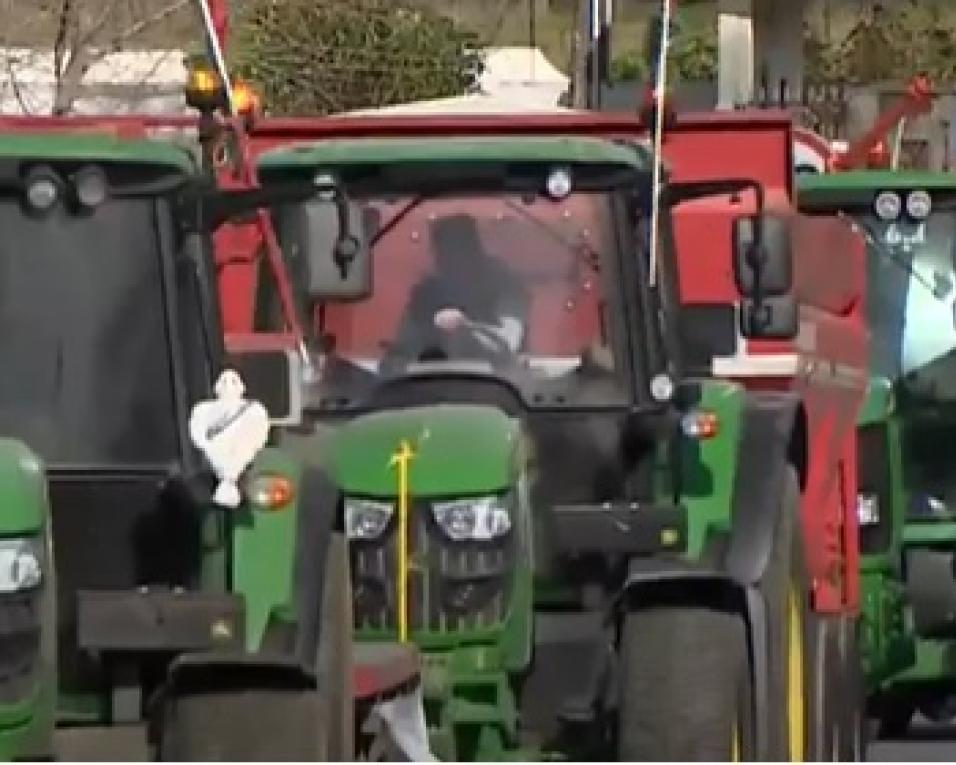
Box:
[72,165,109,212]
[184,62,227,113]
[23,165,61,215]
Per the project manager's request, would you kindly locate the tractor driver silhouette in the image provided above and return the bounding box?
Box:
[386,213,530,368]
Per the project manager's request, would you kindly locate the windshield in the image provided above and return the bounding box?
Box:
[0,197,179,465]
[856,209,956,396]
[300,190,631,409]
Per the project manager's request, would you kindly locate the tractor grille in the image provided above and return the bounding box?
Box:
[0,589,42,704]
[351,500,515,634]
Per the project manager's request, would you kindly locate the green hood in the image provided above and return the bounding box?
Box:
[0,439,48,534]
[328,404,520,497]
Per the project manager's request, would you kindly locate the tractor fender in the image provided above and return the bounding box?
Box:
[621,561,771,759]
[722,391,805,587]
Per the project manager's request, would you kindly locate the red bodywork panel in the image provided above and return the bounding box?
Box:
[0,109,867,615]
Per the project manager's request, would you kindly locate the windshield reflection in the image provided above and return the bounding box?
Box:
[303,191,629,409]
[861,210,956,397]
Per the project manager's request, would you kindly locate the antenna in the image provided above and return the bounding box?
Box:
[648,0,673,287]
[195,0,236,114]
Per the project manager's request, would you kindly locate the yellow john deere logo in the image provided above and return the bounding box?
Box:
[388,439,416,642]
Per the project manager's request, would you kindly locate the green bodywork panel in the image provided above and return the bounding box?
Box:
[0,132,194,172]
[231,445,308,651]
[328,405,519,497]
[674,380,747,558]
[0,439,47,534]
[889,638,956,685]
[259,135,652,174]
[858,377,895,426]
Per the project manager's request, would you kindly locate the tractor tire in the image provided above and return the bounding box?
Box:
[876,697,914,739]
[806,614,839,760]
[836,615,867,760]
[618,606,752,761]
[756,465,813,760]
[314,531,355,761]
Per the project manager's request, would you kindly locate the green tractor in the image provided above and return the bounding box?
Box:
[800,170,956,735]
[0,130,369,760]
[0,438,55,761]
[248,129,864,760]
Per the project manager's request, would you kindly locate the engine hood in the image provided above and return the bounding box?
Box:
[327,403,521,497]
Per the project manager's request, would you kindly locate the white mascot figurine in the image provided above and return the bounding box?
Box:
[189,369,271,508]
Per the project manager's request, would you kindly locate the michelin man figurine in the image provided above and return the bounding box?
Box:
[189,369,270,508]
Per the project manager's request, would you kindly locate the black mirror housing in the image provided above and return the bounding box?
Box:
[277,199,372,302]
[739,295,798,340]
[732,214,793,297]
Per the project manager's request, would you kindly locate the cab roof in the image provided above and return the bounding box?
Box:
[0,132,194,172]
[258,135,652,172]
[798,169,956,209]
[799,169,956,195]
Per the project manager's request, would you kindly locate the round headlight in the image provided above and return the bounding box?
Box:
[345,498,393,540]
[546,167,573,200]
[874,191,902,222]
[906,189,932,221]
[73,165,108,210]
[24,166,60,213]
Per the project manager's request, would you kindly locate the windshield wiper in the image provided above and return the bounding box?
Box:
[838,211,945,299]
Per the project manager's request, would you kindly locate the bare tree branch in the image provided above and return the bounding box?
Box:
[111,0,192,49]
[4,54,35,113]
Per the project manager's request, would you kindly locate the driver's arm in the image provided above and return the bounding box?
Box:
[473,270,528,352]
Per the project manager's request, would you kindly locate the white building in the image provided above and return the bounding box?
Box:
[0,48,189,115]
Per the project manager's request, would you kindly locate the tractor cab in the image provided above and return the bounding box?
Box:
[801,171,956,732]
[0,132,313,746]
[258,137,672,547]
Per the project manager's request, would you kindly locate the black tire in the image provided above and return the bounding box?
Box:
[757,465,811,760]
[836,616,867,760]
[806,615,838,760]
[618,606,752,761]
[314,531,355,760]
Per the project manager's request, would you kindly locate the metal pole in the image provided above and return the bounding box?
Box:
[195,0,236,114]
[648,0,673,286]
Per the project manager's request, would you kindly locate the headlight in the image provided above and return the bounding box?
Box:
[345,498,393,540]
[906,189,932,221]
[0,538,42,593]
[874,190,901,222]
[432,495,512,542]
[857,493,880,526]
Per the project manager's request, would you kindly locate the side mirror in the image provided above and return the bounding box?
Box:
[227,347,303,428]
[277,197,372,301]
[732,214,793,296]
[739,295,798,340]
